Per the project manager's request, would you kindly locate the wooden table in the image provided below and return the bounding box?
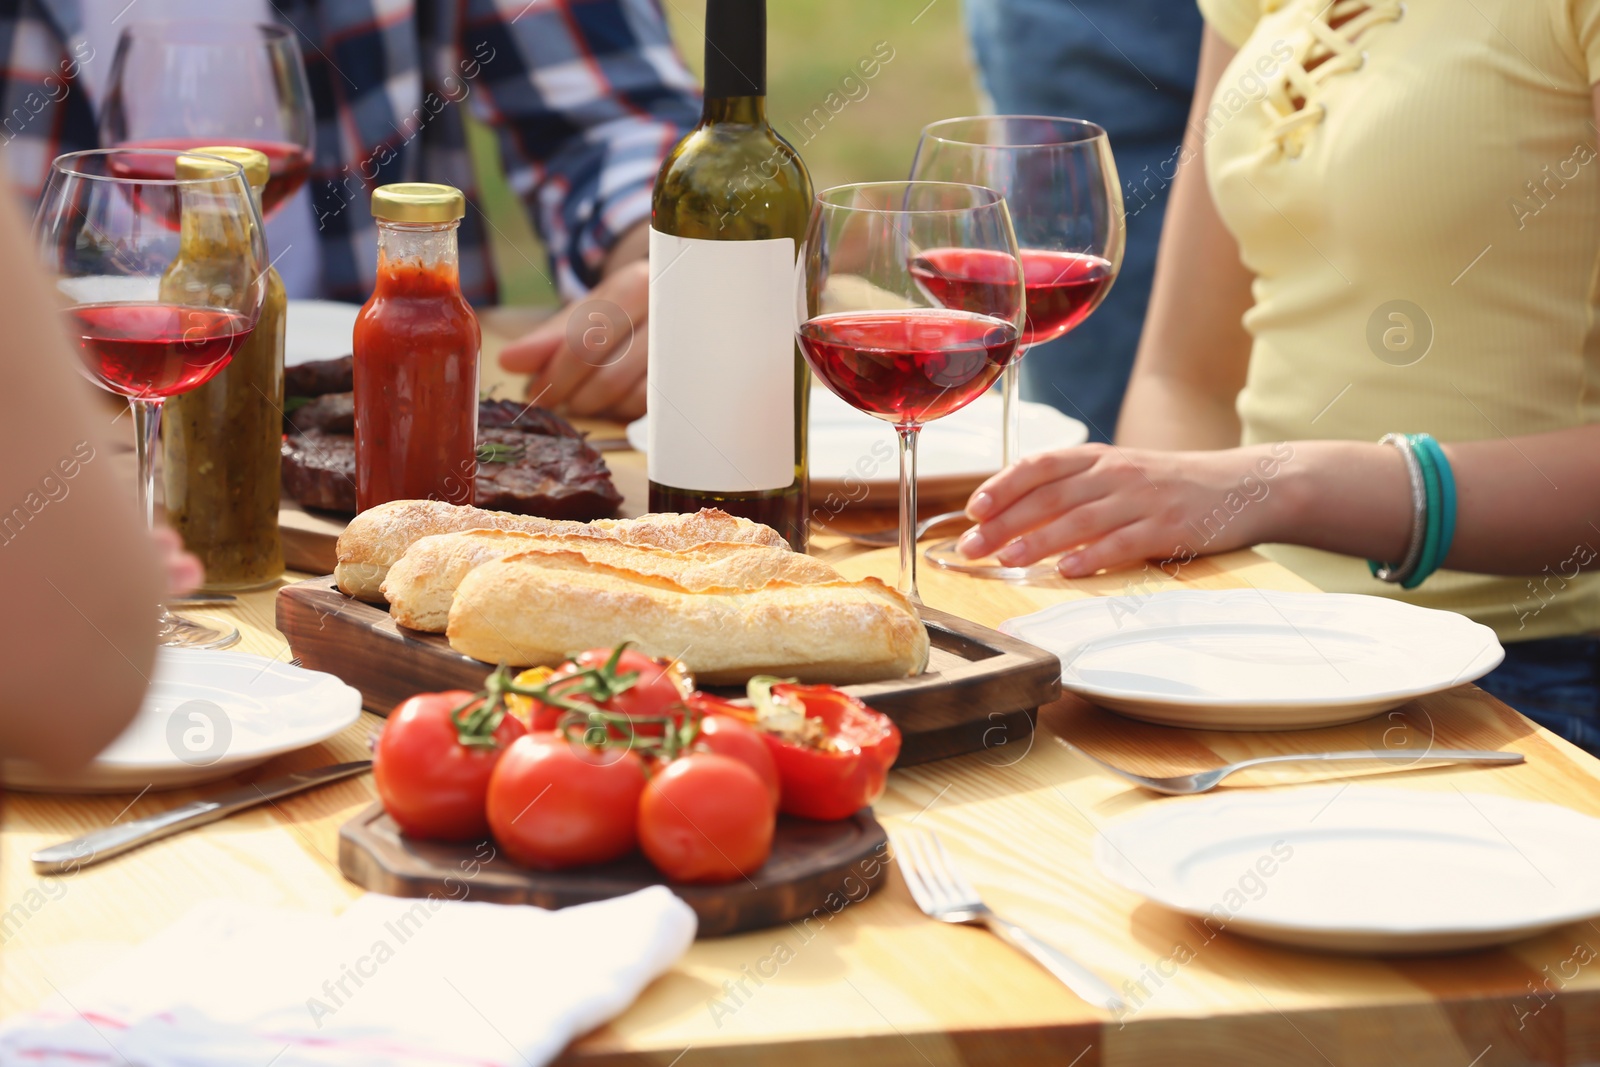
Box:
[8,450,1600,1066]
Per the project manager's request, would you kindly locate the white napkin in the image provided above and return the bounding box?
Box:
[0,886,696,1066]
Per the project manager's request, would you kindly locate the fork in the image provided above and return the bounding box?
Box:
[1063,742,1525,796]
[816,509,969,547]
[894,828,1124,1012]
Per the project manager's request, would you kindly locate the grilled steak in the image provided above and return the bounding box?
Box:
[285,392,354,435]
[281,400,623,519]
[477,399,584,438]
[281,429,358,513]
[283,355,353,399]
[473,425,624,517]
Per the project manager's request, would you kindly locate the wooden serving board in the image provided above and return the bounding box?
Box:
[276,575,1061,766]
[280,498,345,575]
[339,802,889,937]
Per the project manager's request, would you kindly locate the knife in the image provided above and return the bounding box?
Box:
[162,592,239,606]
[31,760,372,874]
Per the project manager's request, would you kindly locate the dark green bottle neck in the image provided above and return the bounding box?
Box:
[702,96,766,125]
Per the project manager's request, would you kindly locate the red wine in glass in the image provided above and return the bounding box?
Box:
[66,303,252,400]
[910,247,1115,347]
[110,137,312,218]
[798,309,1021,424]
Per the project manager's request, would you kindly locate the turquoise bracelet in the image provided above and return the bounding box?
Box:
[1368,432,1458,589]
[1405,433,1457,588]
[1404,435,1444,590]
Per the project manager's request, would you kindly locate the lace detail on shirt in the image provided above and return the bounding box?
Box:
[1263,0,1405,157]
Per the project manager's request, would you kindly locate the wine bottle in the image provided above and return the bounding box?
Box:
[647,0,813,550]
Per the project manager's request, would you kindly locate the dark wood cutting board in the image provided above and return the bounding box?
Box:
[339,802,890,937]
[277,575,1061,765]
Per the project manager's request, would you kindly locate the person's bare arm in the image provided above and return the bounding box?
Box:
[0,193,163,769]
[1115,27,1255,451]
[959,423,1600,580]
[961,81,1600,578]
[1270,430,1600,574]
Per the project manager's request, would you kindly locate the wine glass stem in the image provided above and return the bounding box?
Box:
[130,398,162,532]
[1001,354,1024,468]
[897,423,922,604]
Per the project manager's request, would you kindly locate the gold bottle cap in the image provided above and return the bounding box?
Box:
[370,183,466,224]
[175,146,269,188]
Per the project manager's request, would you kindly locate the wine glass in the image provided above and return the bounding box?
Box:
[34,149,268,648]
[100,21,314,220]
[911,116,1124,578]
[797,182,1024,603]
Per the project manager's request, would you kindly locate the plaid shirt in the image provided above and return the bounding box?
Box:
[0,0,701,303]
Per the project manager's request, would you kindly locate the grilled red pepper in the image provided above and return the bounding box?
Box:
[745,680,901,821]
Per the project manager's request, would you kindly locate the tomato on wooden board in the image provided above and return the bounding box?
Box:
[758,684,901,822]
[373,690,526,842]
[638,753,775,884]
[485,732,648,870]
[693,713,780,807]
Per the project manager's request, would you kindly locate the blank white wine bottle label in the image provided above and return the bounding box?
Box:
[647,229,796,492]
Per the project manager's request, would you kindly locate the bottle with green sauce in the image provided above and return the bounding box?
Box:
[160,146,286,589]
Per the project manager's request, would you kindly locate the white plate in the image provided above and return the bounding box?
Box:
[285,299,361,367]
[1,648,363,793]
[626,386,1088,504]
[1095,786,1600,953]
[1000,589,1503,730]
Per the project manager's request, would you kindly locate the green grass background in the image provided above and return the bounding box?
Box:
[470,0,981,304]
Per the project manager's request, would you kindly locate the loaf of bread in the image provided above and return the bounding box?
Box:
[382,529,844,633]
[334,499,789,602]
[447,549,930,685]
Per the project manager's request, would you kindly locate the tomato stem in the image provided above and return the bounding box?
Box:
[503,642,642,717]
[470,651,713,764]
[482,651,688,761]
[451,666,521,748]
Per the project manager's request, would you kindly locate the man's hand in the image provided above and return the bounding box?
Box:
[499,226,650,420]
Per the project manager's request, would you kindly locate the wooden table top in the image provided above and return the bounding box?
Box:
[11,350,1600,1064]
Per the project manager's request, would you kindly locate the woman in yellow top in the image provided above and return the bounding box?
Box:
[957,0,1600,752]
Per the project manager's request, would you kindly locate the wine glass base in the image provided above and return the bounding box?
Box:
[923,537,1069,582]
[158,608,240,650]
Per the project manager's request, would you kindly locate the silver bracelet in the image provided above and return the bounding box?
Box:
[1373,433,1425,584]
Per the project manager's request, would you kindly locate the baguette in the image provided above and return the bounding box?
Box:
[334,499,788,602]
[447,550,930,685]
[383,530,844,632]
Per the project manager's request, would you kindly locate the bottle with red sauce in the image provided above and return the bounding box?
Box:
[353,183,480,511]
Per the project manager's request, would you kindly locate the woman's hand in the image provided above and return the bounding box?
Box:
[957,442,1298,577]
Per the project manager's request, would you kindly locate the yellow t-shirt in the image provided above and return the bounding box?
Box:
[1196,0,1600,641]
